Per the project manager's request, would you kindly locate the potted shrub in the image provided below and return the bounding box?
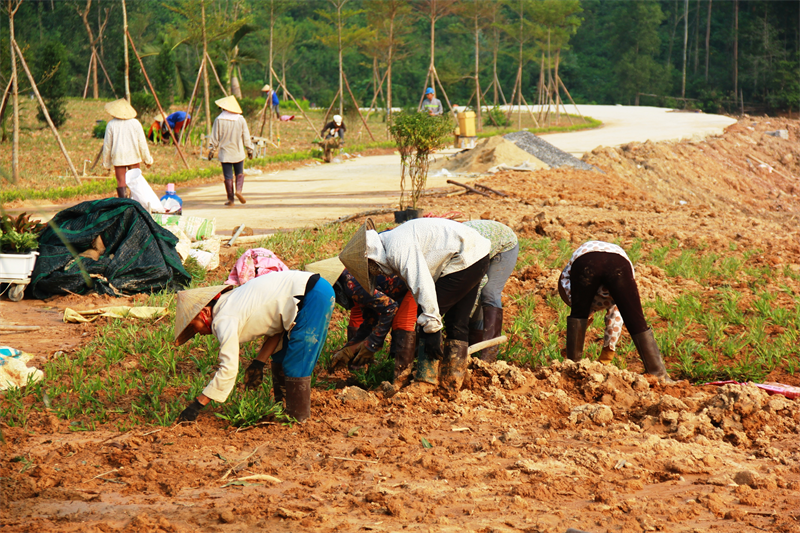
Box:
[389,112,453,222]
[0,213,44,301]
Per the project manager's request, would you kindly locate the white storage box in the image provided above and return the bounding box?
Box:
[0,251,39,280]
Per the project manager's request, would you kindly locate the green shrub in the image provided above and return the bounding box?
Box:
[484,106,510,127]
[282,97,310,112]
[0,212,43,253]
[34,41,69,128]
[389,112,453,210]
[239,97,263,118]
[93,120,107,139]
[130,92,158,118]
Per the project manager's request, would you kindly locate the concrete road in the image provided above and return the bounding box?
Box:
[538,104,737,156]
[20,106,736,233]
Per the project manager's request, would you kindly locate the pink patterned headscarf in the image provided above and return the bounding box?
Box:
[225,248,289,286]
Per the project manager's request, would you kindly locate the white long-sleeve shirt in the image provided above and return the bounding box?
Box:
[203,270,314,402]
[366,218,491,333]
[102,118,153,169]
[208,112,255,163]
[559,241,633,351]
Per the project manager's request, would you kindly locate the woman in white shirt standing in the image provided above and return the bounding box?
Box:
[102,99,153,198]
[207,96,255,206]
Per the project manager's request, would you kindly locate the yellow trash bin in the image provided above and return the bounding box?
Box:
[457,111,476,137]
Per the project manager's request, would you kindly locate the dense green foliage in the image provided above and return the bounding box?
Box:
[0,0,797,118]
[33,41,69,127]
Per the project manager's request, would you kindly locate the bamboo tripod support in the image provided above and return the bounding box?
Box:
[356,68,389,140]
[82,49,117,99]
[178,56,205,147]
[126,30,189,170]
[205,52,229,97]
[342,72,375,142]
[270,67,318,135]
[12,40,81,185]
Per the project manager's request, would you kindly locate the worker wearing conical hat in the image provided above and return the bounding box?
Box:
[261,84,280,119]
[207,95,255,207]
[102,98,153,198]
[339,218,491,400]
[173,270,335,423]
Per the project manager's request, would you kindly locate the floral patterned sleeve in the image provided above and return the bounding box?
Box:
[347,272,401,352]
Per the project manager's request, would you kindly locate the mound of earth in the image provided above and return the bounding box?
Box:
[430,135,549,175]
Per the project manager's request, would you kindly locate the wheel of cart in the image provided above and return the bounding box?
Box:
[0,279,29,302]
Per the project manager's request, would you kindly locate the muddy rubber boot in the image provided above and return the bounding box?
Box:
[284,376,311,422]
[481,306,503,362]
[224,179,235,206]
[409,336,439,392]
[116,187,127,198]
[235,173,246,204]
[566,317,588,362]
[439,340,469,399]
[271,359,286,404]
[632,329,675,383]
[391,329,416,389]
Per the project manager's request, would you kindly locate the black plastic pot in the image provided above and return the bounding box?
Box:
[393,210,407,223]
[404,208,424,220]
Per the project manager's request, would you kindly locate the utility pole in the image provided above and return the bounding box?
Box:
[202,0,211,137]
[122,0,130,100]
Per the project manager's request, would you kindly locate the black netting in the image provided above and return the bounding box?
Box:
[29,198,190,298]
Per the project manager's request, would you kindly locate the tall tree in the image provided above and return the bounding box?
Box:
[705,0,712,81]
[499,0,539,127]
[74,0,112,99]
[364,0,411,124]
[456,1,495,130]
[609,0,666,104]
[6,0,23,183]
[418,0,458,110]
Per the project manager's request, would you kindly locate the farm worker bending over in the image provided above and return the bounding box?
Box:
[559,241,673,382]
[339,218,490,398]
[422,87,443,116]
[319,115,346,163]
[207,95,255,207]
[173,271,335,423]
[305,257,418,388]
[462,220,519,362]
[102,98,153,199]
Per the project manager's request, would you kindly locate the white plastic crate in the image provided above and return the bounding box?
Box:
[0,251,39,280]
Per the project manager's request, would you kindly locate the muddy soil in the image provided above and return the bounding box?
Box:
[2,116,800,533]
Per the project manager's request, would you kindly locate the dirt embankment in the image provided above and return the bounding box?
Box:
[2,116,800,533]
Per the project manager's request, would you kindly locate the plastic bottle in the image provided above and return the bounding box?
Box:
[160,183,183,215]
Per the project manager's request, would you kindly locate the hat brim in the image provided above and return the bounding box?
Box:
[339,219,376,295]
[174,284,233,345]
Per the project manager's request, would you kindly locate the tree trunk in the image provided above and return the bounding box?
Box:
[77,1,100,99]
[705,0,712,81]
[122,0,130,100]
[473,9,481,131]
[202,0,211,136]
[693,0,700,73]
[681,0,688,98]
[387,12,394,128]
[733,0,738,105]
[9,0,19,183]
[268,0,274,140]
[338,2,344,116]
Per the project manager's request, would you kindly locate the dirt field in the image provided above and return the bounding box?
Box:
[2,115,800,533]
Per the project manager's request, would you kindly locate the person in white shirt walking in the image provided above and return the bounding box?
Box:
[102,99,153,198]
[207,96,255,206]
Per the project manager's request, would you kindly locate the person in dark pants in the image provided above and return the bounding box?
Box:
[208,96,254,206]
[339,218,491,398]
[319,115,346,162]
[559,241,673,382]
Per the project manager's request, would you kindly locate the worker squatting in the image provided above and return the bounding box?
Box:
[174,217,673,423]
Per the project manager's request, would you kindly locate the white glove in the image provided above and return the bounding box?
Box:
[417,313,443,334]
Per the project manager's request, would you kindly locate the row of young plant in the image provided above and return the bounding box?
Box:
[2,227,796,431]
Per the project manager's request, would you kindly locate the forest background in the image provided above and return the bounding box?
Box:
[0,0,798,136]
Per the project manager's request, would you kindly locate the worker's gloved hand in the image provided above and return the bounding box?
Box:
[598,346,615,365]
[247,150,254,160]
[177,399,204,423]
[351,344,376,367]
[244,359,265,390]
[207,150,215,161]
[330,342,365,370]
[421,330,443,360]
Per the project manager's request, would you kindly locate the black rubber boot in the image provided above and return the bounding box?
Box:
[566,317,588,362]
[631,329,674,383]
[235,174,246,204]
[224,179,235,206]
[481,306,504,362]
[391,329,416,388]
[284,376,311,422]
[439,339,469,400]
[116,187,127,198]
[271,359,286,404]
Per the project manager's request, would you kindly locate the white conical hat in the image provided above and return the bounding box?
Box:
[339,219,376,295]
[304,257,345,285]
[105,98,137,120]
[174,284,233,345]
[215,95,242,114]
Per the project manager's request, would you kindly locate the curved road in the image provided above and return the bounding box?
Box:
[26,106,737,233]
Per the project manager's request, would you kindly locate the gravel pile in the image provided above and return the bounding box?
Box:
[504,131,595,171]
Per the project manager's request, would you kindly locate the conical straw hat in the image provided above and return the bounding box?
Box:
[261,84,271,92]
[105,98,137,120]
[339,218,376,295]
[304,257,345,286]
[174,284,233,345]
[215,95,242,114]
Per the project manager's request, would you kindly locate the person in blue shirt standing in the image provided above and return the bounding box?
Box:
[262,84,280,119]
